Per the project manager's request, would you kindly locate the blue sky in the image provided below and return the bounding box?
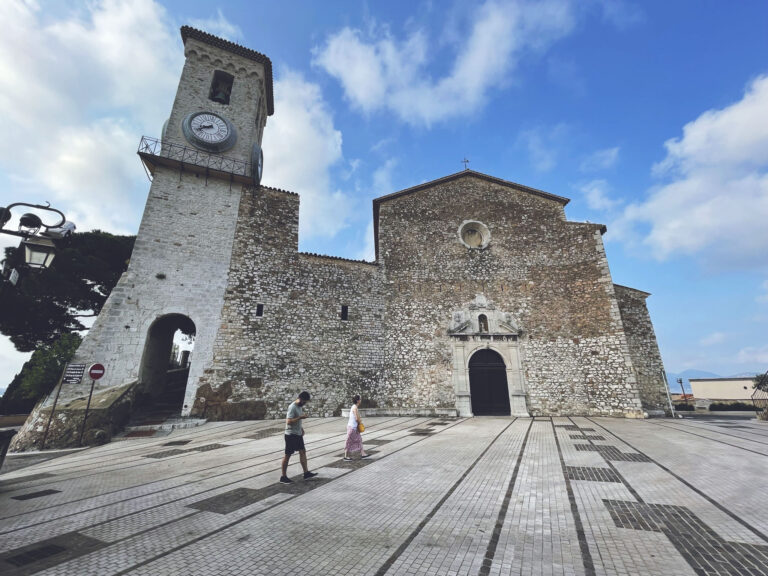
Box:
[1,0,767,391]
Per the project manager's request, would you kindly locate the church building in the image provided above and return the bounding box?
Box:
[13,27,668,450]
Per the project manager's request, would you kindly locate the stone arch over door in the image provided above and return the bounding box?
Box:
[469,348,510,415]
[448,295,530,417]
[138,313,196,413]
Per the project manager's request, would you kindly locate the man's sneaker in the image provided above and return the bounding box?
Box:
[303,471,318,479]
[279,476,293,484]
[343,457,353,461]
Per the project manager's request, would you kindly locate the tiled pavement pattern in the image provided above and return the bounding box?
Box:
[0,416,766,575]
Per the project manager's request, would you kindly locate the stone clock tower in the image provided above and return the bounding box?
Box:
[13,27,275,448]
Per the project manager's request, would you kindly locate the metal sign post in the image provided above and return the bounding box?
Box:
[42,363,86,450]
[78,363,105,447]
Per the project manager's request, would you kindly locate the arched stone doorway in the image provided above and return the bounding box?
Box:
[469,349,511,416]
[137,313,196,415]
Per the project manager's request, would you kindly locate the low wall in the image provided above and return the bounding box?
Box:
[10,382,137,452]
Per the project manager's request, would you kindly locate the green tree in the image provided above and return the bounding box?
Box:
[756,371,768,392]
[1,231,134,352]
[0,333,82,414]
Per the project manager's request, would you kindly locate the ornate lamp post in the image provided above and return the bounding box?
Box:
[0,202,68,277]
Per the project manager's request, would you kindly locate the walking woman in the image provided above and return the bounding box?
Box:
[344,394,369,460]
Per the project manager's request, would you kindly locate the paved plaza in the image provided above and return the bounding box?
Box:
[1,416,767,575]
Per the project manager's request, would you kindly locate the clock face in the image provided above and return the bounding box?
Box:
[252,143,264,186]
[182,112,237,152]
[191,113,229,143]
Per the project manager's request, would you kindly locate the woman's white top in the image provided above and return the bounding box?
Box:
[348,405,358,428]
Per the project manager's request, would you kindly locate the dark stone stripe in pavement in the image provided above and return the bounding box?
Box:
[477,419,533,576]
[603,499,768,576]
[0,473,56,489]
[327,452,379,469]
[11,489,61,501]
[191,443,227,452]
[569,434,606,441]
[566,466,621,483]
[361,439,392,446]
[0,532,106,576]
[574,443,651,462]
[242,426,284,440]
[161,440,192,446]
[586,417,768,545]
[144,443,227,459]
[188,477,334,514]
[567,416,645,503]
[553,421,597,576]
[143,449,186,459]
[191,449,381,514]
[374,419,517,576]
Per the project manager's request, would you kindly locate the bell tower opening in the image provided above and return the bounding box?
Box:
[209,70,234,104]
[469,348,511,416]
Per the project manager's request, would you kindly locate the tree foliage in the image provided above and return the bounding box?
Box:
[757,371,768,392]
[0,231,134,352]
[0,333,82,414]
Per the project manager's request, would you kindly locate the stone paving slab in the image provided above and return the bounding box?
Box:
[0,416,766,575]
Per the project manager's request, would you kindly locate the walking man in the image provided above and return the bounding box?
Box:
[280,390,318,484]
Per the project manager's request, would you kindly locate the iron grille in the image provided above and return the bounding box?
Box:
[138,136,252,179]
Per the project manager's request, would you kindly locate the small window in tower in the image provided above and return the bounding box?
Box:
[478,314,489,333]
[256,303,264,317]
[341,305,349,321]
[209,71,234,105]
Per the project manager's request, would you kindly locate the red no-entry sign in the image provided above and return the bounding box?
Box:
[88,363,105,380]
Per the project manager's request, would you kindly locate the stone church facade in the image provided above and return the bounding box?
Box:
[12,27,668,450]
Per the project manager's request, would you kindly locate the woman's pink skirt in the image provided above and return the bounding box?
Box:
[345,425,364,454]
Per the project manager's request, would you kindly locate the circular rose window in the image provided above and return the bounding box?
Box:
[458,220,491,249]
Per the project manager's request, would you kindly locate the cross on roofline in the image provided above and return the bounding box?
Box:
[461,157,470,170]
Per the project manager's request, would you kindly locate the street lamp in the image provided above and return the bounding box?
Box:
[677,377,689,407]
[0,202,67,272]
[21,236,57,269]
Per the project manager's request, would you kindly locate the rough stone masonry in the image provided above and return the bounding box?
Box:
[12,27,668,450]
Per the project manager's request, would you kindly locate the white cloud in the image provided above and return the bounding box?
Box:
[596,0,644,29]
[580,147,619,172]
[737,344,768,364]
[578,179,622,211]
[517,124,569,172]
[357,220,376,262]
[261,69,352,239]
[757,280,768,304]
[313,0,576,126]
[613,75,768,270]
[189,9,243,41]
[0,0,182,235]
[699,332,727,346]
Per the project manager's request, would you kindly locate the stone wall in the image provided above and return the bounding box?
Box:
[194,186,387,419]
[614,284,670,414]
[376,174,643,417]
[195,173,645,420]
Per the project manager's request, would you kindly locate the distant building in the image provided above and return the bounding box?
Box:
[688,377,756,402]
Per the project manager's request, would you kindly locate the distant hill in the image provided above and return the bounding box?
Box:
[666,370,721,393]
